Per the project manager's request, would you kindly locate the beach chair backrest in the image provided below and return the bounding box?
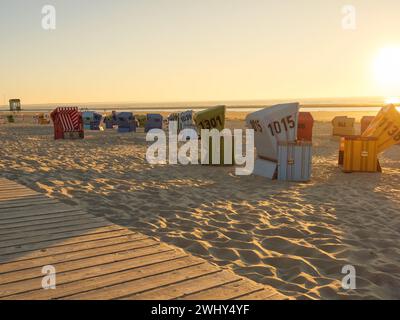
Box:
[246,103,299,162]
[179,110,194,131]
[361,116,375,135]
[361,105,400,153]
[194,105,226,133]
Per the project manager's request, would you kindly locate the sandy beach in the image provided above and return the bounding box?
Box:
[0,110,399,300]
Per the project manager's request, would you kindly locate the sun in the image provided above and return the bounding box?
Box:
[373,47,400,91]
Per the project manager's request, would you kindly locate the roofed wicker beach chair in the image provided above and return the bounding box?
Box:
[50,107,84,140]
[145,114,163,133]
[117,112,136,133]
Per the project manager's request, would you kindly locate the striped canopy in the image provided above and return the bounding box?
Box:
[51,107,82,132]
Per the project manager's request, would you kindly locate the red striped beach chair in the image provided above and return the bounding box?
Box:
[50,107,84,140]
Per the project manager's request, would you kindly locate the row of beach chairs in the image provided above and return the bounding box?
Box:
[50,108,165,138]
[4,104,399,182]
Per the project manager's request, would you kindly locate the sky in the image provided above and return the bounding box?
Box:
[1,0,400,105]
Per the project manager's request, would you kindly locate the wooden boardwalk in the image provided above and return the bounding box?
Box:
[0,178,286,300]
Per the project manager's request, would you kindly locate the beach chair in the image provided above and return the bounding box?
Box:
[82,111,92,130]
[361,105,400,152]
[117,112,136,133]
[136,115,147,128]
[104,115,114,129]
[145,114,163,133]
[297,112,314,141]
[50,107,84,140]
[179,110,196,132]
[38,113,50,125]
[82,111,103,130]
[168,112,180,126]
[6,115,15,123]
[246,103,300,179]
[338,105,400,173]
[332,116,355,136]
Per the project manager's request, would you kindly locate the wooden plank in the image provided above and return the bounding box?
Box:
[125,271,243,300]
[0,185,29,189]
[0,234,146,264]
[2,253,196,300]
[0,228,133,257]
[179,279,263,300]
[0,194,52,201]
[235,288,287,300]
[0,198,59,209]
[0,207,84,221]
[0,184,27,189]
[62,263,222,300]
[0,192,42,198]
[0,244,174,285]
[0,216,107,237]
[0,188,35,194]
[0,237,157,273]
[0,220,112,242]
[0,225,126,251]
[0,201,72,213]
[0,211,88,228]
[0,189,38,195]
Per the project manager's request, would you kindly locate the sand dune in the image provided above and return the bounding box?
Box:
[0,113,399,300]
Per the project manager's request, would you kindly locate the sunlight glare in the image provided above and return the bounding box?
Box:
[373,47,400,91]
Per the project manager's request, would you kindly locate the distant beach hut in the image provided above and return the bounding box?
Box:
[50,107,84,140]
[246,103,300,179]
[82,111,103,130]
[332,116,355,136]
[145,114,163,133]
[9,99,21,112]
[117,112,136,133]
